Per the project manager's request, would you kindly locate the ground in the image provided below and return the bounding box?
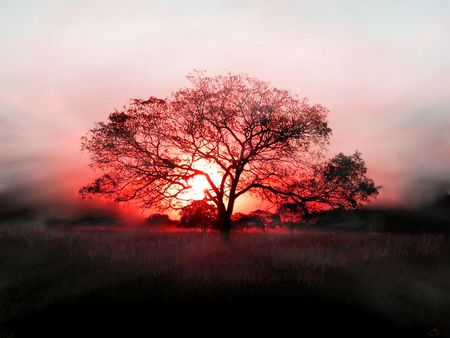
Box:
[0,224,449,337]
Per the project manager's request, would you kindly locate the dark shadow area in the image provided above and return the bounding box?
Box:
[2,278,427,338]
[0,193,37,223]
[45,214,121,227]
[1,228,448,338]
[0,189,123,227]
[312,193,450,234]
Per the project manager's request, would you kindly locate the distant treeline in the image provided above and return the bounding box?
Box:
[1,191,448,234]
[146,194,450,234]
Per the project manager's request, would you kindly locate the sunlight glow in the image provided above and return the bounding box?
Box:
[187,175,210,200]
[182,159,222,201]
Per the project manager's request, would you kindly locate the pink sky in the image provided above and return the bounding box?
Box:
[1,0,449,216]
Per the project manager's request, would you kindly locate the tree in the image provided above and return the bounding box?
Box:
[80,72,378,236]
[277,151,379,221]
[179,199,217,232]
[146,213,177,227]
[234,210,281,231]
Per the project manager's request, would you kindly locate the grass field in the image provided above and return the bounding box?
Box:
[1,224,449,337]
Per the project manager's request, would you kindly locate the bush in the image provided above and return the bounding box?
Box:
[179,200,217,231]
[146,213,177,227]
[232,210,281,231]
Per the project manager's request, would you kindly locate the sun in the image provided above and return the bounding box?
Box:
[186,175,211,200]
[182,159,222,201]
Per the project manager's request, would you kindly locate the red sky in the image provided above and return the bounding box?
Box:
[1,1,449,217]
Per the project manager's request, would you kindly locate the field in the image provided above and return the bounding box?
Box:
[1,224,449,337]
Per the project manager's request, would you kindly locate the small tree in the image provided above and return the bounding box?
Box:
[80,72,379,235]
[179,200,217,232]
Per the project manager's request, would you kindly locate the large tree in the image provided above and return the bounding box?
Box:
[80,72,378,233]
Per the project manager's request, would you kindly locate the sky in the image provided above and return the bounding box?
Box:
[1,0,449,218]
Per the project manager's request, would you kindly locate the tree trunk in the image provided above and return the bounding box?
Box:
[219,223,231,243]
[217,206,232,243]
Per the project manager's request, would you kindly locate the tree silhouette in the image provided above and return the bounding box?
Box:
[80,72,378,235]
[232,210,281,231]
[277,151,379,220]
[179,199,217,232]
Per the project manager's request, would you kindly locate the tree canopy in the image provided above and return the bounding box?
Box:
[179,199,217,231]
[80,72,379,232]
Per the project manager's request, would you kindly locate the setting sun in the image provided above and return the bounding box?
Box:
[186,175,210,200]
[182,159,222,201]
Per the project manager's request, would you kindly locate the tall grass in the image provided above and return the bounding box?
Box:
[1,224,449,336]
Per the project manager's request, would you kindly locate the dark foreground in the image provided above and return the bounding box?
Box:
[1,225,449,337]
